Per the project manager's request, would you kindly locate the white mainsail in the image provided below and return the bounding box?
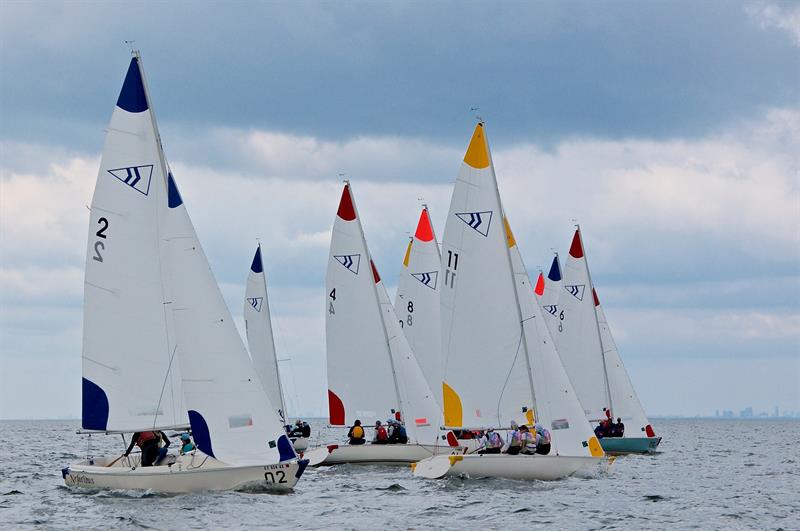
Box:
[439,123,534,430]
[326,184,401,426]
[244,244,287,422]
[394,207,443,407]
[551,229,611,421]
[552,228,655,437]
[81,56,186,432]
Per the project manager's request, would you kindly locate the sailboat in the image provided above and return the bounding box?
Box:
[62,53,308,492]
[542,230,661,454]
[305,183,457,466]
[412,123,603,480]
[243,245,308,451]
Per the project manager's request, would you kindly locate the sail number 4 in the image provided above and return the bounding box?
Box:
[328,288,336,315]
[92,217,109,262]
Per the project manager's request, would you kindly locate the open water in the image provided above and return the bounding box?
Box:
[0,419,797,529]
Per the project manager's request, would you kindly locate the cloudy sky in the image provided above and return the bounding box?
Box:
[1,1,798,419]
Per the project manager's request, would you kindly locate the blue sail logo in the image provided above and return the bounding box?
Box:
[107,165,154,196]
[455,211,492,237]
[564,284,586,301]
[334,254,361,274]
[247,297,263,312]
[411,271,438,290]
[543,304,559,316]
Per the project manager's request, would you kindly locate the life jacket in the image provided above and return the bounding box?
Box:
[486,432,502,447]
[181,442,195,454]
[136,431,158,447]
[508,430,522,447]
[375,426,388,440]
[351,425,364,439]
[521,431,536,450]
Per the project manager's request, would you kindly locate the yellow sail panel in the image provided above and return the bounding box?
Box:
[442,381,463,427]
[588,436,605,457]
[463,123,490,169]
[503,216,516,248]
[402,239,413,267]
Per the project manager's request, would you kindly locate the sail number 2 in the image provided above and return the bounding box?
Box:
[92,217,109,262]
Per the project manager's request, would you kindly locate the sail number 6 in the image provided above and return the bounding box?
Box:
[92,218,109,262]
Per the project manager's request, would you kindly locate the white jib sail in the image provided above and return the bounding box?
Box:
[244,244,287,422]
[162,171,296,465]
[394,207,443,407]
[439,123,533,430]
[596,284,654,437]
[551,229,611,422]
[325,184,400,426]
[81,55,186,432]
[507,224,602,457]
[376,265,443,444]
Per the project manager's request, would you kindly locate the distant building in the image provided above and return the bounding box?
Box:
[722,410,734,418]
[774,406,779,418]
[740,407,754,418]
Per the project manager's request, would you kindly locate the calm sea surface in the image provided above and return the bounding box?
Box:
[1,419,797,529]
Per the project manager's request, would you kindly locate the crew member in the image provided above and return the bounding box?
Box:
[124,430,170,467]
[347,420,365,445]
[373,420,388,444]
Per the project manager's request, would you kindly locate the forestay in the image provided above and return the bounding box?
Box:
[439,124,533,429]
[244,245,287,422]
[551,230,611,421]
[394,207,443,407]
[81,56,186,433]
[326,184,400,426]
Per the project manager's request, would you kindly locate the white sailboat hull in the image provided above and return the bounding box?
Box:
[305,443,456,467]
[412,453,601,481]
[63,453,308,493]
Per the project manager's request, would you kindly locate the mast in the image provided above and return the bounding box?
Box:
[347,181,405,422]
[483,123,538,422]
[134,50,181,429]
[259,242,288,421]
[577,224,614,416]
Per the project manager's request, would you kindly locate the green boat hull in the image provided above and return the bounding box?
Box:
[599,436,662,455]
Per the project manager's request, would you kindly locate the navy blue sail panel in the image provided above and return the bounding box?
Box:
[251,246,263,273]
[116,57,148,113]
[167,173,183,208]
[82,378,109,431]
[277,434,297,462]
[188,410,215,458]
[548,255,562,282]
